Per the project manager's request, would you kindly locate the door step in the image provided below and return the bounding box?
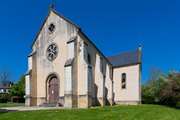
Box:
[40,102,59,107]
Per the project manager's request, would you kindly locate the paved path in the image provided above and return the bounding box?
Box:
[0,106,62,113]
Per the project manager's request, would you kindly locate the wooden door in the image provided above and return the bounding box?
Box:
[49,77,59,103]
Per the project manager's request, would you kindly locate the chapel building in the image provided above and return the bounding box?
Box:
[25,5,142,108]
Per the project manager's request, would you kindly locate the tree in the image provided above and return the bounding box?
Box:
[142,84,155,104]
[9,75,25,96]
[0,69,11,86]
[142,66,163,104]
[159,72,180,105]
[142,69,180,107]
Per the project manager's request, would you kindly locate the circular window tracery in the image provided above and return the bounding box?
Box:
[46,43,58,61]
[48,23,55,33]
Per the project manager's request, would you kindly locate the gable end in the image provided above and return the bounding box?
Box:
[31,9,80,48]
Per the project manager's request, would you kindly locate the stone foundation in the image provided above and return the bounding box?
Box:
[59,97,64,106]
[25,95,30,106]
[115,101,141,105]
[30,97,37,106]
[97,97,105,106]
[78,95,89,108]
[64,94,78,108]
[37,97,46,106]
[88,95,92,108]
[64,94,72,108]
[105,98,113,106]
[30,97,47,106]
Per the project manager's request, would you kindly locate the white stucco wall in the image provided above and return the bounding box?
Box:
[77,32,113,104]
[67,42,74,59]
[28,56,32,70]
[105,65,113,100]
[77,38,88,95]
[25,75,30,95]
[32,11,78,105]
[65,66,72,94]
[113,64,140,103]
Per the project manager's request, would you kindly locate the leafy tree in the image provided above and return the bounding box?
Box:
[142,68,180,107]
[142,67,163,104]
[159,72,180,105]
[9,75,25,97]
[142,84,155,104]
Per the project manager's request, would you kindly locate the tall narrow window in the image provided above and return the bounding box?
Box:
[109,67,113,79]
[88,66,93,95]
[87,53,91,64]
[100,58,103,73]
[122,73,126,89]
[84,43,88,62]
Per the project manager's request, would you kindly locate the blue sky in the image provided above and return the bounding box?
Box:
[0,0,180,83]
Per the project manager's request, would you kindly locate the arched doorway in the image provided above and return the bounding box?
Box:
[49,76,59,103]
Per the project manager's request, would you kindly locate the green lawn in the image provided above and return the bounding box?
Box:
[0,105,179,120]
[0,103,25,108]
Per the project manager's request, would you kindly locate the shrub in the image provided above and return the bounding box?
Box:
[142,84,156,104]
[176,101,180,108]
[142,70,180,106]
[0,98,8,103]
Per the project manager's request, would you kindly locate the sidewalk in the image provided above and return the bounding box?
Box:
[0,106,62,113]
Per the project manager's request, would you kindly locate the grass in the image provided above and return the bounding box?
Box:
[0,103,25,108]
[0,104,179,120]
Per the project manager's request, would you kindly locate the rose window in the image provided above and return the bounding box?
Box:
[46,44,58,61]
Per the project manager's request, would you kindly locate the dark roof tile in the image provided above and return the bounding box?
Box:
[107,50,141,68]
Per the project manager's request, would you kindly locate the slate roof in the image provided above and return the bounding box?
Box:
[107,50,141,68]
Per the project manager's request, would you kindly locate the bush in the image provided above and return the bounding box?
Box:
[12,98,25,103]
[0,93,11,99]
[142,71,180,107]
[142,85,156,104]
[176,101,180,108]
[0,98,8,103]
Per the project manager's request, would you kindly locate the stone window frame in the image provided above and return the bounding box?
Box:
[46,43,59,61]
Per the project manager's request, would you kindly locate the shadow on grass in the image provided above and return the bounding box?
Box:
[143,103,180,110]
[162,105,180,110]
[0,108,18,113]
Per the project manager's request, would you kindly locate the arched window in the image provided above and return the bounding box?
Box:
[88,53,91,64]
[122,73,126,89]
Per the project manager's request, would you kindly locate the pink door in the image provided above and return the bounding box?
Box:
[49,77,59,103]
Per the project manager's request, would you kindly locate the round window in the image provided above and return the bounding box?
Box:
[48,23,56,33]
[46,43,58,61]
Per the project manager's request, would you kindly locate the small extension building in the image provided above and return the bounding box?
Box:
[25,5,142,108]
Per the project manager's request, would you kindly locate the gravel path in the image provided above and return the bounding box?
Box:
[0,106,62,113]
